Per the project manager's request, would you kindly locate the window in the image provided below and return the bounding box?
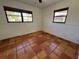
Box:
[53,7,69,23]
[22,12,32,22]
[4,6,33,23]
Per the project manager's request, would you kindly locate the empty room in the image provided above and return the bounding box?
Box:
[0,0,79,59]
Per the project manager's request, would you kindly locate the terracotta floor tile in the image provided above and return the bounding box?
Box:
[38,50,47,59]
[6,48,16,59]
[0,42,9,49]
[16,44,24,50]
[45,43,57,54]
[60,53,73,59]
[61,41,68,45]
[0,32,78,59]
[57,43,68,51]
[17,48,25,59]
[30,43,37,48]
[44,56,51,59]
[23,40,31,47]
[64,46,76,59]
[34,37,45,45]
[8,41,15,46]
[69,43,77,49]
[40,41,50,49]
[24,46,35,58]
[54,47,64,56]
[0,52,5,59]
[32,45,42,54]
[8,38,16,43]
[49,52,60,59]
[31,56,38,59]
[44,47,53,54]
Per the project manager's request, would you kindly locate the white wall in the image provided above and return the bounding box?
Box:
[42,0,79,44]
[0,0,42,40]
[0,0,79,44]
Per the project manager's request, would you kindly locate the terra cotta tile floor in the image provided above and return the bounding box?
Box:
[0,31,78,59]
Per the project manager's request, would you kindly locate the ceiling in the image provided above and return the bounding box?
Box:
[17,0,64,8]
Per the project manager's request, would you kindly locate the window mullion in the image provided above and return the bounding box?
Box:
[21,12,23,22]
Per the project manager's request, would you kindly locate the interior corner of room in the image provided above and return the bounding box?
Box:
[0,0,79,44]
[0,0,79,59]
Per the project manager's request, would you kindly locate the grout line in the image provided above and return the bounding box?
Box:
[0,32,78,59]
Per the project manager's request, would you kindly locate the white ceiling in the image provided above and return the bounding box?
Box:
[17,0,64,8]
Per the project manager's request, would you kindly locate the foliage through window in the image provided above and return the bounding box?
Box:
[4,6,33,23]
[53,7,69,23]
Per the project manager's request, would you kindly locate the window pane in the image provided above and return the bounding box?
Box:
[23,13,32,16]
[6,11,21,16]
[55,10,67,16]
[54,17,66,22]
[7,16,22,22]
[22,13,32,22]
[6,11,22,22]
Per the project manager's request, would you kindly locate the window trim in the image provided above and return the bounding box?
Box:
[3,6,33,23]
[53,7,69,24]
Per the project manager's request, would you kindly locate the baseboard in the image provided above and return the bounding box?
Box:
[0,31,79,46]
